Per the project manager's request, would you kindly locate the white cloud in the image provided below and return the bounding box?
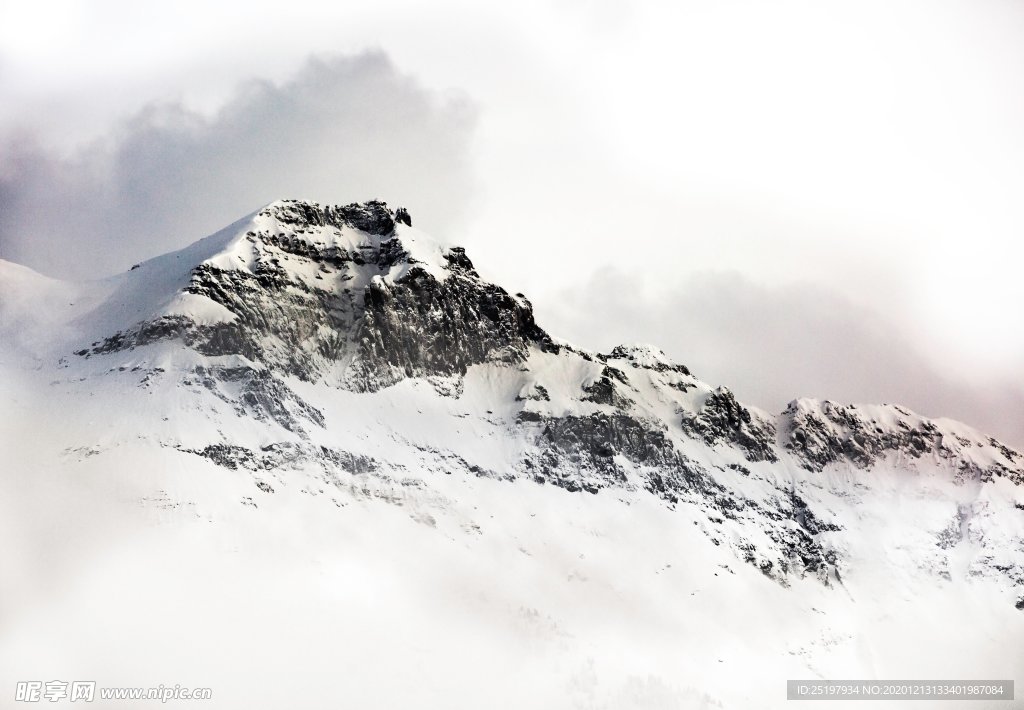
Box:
[0,53,477,279]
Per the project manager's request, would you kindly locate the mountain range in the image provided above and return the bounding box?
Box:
[1,199,1022,709]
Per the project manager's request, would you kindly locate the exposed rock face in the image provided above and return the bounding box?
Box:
[272,199,398,235]
[606,343,691,376]
[522,411,708,497]
[581,365,630,406]
[351,256,554,391]
[780,399,1024,483]
[186,441,377,476]
[681,387,778,463]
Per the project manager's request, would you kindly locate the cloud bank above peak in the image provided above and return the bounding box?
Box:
[0,52,477,280]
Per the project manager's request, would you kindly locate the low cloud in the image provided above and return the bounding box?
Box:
[0,52,477,279]
[540,269,1024,448]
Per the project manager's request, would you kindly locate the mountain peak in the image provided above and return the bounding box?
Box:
[74,199,552,391]
[239,198,453,285]
[260,198,411,236]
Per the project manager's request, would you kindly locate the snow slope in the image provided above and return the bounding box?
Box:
[1,199,1022,709]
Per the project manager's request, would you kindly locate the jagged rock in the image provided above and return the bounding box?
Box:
[582,366,629,406]
[272,199,398,235]
[185,441,378,477]
[519,412,716,502]
[780,399,1022,483]
[681,387,778,463]
[607,343,691,375]
[351,263,554,391]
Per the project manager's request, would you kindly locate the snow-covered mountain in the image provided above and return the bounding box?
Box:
[2,200,1022,709]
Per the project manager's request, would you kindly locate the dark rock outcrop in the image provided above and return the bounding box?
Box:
[350,262,554,391]
[681,387,778,463]
[780,400,1022,484]
[272,199,399,235]
[520,412,715,501]
[607,344,691,376]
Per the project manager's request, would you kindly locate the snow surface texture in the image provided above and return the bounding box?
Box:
[1,199,1022,709]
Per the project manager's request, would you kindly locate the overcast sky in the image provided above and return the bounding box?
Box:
[1,0,1022,445]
